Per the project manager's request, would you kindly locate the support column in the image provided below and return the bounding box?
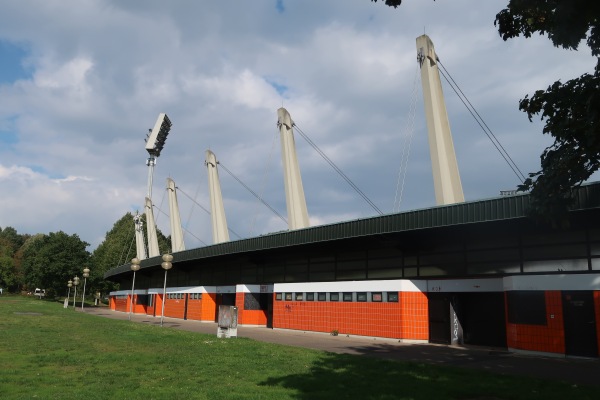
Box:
[205,150,230,244]
[417,34,464,205]
[277,107,309,230]
[167,178,185,252]
[145,197,160,258]
[133,212,147,260]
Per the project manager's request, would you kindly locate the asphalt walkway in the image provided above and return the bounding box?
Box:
[83,308,600,388]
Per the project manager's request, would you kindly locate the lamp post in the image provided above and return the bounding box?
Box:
[72,276,80,309]
[160,253,173,327]
[67,280,73,304]
[129,257,141,321]
[81,268,90,311]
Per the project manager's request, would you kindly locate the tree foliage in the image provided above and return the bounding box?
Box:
[495,1,600,218]
[21,232,90,298]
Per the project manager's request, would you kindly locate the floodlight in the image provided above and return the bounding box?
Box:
[145,113,172,157]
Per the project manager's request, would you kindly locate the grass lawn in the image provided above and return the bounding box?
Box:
[0,295,598,400]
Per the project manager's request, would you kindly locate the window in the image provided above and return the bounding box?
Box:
[306,293,314,301]
[317,292,326,301]
[330,293,339,302]
[506,291,547,325]
[284,293,292,301]
[387,292,399,302]
[372,292,382,302]
[275,293,282,301]
[295,293,304,301]
[357,292,367,302]
[343,292,353,302]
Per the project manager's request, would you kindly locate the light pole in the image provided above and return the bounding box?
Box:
[81,268,90,311]
[72,276,80,309]
[160,253,173,327]
[67,280,73,304]
[129,257,141,321]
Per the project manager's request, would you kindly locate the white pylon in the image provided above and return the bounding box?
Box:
[417,34,464,205]
[277,107,310,230]
[133,212,147,260]
[145,197,160,258]
[167,178,185,252]
[205,150,230,244]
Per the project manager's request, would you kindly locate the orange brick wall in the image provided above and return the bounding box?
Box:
[236,293,268,325]
[273,291,428,340]
[201,293,217,322]
[187,297,203,321]
[506,291,565,354]
[163,295,186,319]
[114,297,128,312]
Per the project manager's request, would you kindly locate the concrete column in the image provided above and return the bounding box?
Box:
[277,107,309,230]
[205,150,230,244]
[133,212,147,260]
[167,178,185,252]
[145,196,160,258]
[417,34,464,205]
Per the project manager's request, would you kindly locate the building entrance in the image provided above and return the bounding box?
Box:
[562,291,598,358]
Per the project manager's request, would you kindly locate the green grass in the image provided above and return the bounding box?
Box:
[0,296,597,399]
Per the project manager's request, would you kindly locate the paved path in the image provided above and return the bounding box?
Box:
[84,308,600,388]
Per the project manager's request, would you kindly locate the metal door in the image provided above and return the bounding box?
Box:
[562,291,598,358]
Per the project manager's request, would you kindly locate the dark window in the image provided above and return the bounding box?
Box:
[306,293,314,301]
[343,292,353,302]
[295,293,304,301]
[284,293,292,301]
[387,292,399,302]
[372,292,382,302]
[506,291,547,325]
[275,293,282,301]
[330,293,340,302]
[357,292,367,302]
[244,292,263,310]
[317,292,326,301]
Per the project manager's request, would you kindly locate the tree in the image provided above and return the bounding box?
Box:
[21,231,90,298]
[373,0,600,219]
[0,226,29,292]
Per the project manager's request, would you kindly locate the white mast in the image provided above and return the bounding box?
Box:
[205,150,230,244]
[167,178,185,252]
[145,197,160,258]
[277,108,310,230]
[133,211,147,260]
[417,34,464,205]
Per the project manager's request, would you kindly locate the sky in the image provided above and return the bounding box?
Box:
[0,0,597,254]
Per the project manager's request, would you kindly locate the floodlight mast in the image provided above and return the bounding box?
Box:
[135,113,172,260]
[144,113,172,199]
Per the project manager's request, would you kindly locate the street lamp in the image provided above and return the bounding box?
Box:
[160,253,173,327]
[81,268,90,311]
[67,280,73,304]
[72,276,80,309]
[129,257,141,321]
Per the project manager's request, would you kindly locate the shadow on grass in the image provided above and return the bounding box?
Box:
[259,351,496,400]
[259,346,600,400]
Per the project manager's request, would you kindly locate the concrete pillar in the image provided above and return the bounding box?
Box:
[167,178,185,252]
[277,107,310,230]
[205,150,230,244]
[145,196,160,258]
[133,212,147,260]
[417,34,464,205]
